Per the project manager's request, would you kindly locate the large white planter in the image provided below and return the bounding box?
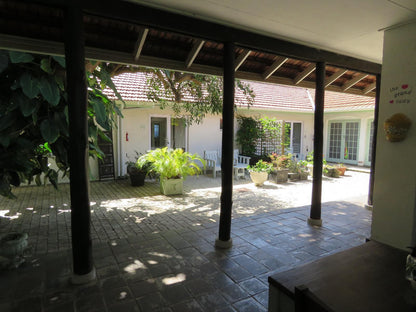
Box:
[249,171,268,186]
[160,178,183,195]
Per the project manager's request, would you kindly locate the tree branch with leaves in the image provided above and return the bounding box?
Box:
[146,69,255,124]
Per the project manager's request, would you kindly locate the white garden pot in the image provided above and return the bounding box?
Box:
[160,178,184,195]
[249,171,268,186]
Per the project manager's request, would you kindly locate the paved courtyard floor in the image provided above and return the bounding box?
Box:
[0,171,372,311]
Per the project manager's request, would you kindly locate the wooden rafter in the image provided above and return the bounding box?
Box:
[342,73,368,91]
[325,68,347,87]
[133,28,149,61]
[234,49,251,72]
[263,56,288,79]
[0,34,376,97]
[363,82,376,94]
[185,39,205,68]
[294,63,316,85]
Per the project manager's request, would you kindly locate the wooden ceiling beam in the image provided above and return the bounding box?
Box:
[342,73,368,91]
[133,28,149,61]
[235,49,251,72]
[363,82,376,94]
[293,63,316,85]
[0,34,376,98]
[325,68,348,88]
[262,56,288,80]
[185,39,205,68]
[75,0,382,74]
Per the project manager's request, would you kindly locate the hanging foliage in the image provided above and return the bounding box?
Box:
[146,69,255,124]
[236,116,261,157]
[0,50,123,198]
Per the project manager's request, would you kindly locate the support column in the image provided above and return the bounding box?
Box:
[216,42,235,249]
[309,61,326,226]
[366,74,381,209]
[64,6,95,283]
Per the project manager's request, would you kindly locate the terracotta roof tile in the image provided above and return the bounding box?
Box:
[310,89,375,112]
[106,72,374,113]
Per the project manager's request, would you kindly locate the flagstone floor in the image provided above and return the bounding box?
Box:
[0,172,372,312]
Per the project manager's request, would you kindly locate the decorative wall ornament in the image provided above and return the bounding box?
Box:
[383,113,412,142]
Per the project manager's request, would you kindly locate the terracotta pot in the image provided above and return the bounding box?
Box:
[337,167,347,176]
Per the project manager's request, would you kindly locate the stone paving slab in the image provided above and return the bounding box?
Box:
[0,172,372,311]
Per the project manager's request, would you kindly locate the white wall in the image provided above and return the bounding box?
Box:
[371,22,416,249]
[323,111,374,165]
[188,115,223,156]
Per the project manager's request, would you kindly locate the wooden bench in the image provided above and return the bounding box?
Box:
[268,240,415,312]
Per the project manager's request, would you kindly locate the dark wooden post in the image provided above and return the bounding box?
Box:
[64,5,95,283]
[216,42,235,249]
[309,61,325,226]
[367,74,381,207]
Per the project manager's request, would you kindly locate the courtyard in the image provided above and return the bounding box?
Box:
[0,170,372,311]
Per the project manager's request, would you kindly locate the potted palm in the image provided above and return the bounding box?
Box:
[140,147,205,195]
[248,160,272,186]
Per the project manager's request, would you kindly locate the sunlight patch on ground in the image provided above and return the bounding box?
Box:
[0,210,21,220]
[123,259,147,274]
[162,273,186,285]
[148,252,173,259]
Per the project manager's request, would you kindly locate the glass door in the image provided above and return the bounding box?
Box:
[151,117,168,149]
[365,120,374,166]
[171,118,187,151]
[327,120,360,164]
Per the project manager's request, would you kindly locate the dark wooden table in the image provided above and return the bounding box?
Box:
[268,241,416,312]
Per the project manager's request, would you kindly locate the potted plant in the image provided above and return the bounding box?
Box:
[269,153,290,183]
[247,160,272,186]
[139,147,205,195]
[126,153,153,186]
[335,163,347,176]
[323,164,340,178]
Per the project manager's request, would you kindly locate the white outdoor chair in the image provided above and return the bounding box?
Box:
[233,149,251,179]
[204,150,221,178]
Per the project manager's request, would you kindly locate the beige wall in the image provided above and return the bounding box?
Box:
[371,22,416,249]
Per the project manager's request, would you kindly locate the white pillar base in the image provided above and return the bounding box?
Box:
[71,267,96,285]
[307,218,322,226]
[215,238,233,249]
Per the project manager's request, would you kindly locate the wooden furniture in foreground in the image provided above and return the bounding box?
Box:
[268,240,416,312]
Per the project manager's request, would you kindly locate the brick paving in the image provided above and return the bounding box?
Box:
[0,172,372,311]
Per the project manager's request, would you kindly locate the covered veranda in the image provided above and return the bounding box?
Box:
[0,173,371,311]
[3,0,416,311]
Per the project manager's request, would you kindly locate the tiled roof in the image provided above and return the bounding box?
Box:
[107,72,374,112]
[313,90,375,112]
[235,81,313,112]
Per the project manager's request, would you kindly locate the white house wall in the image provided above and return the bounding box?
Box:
[323,110,374,165]
[94,104,374,180]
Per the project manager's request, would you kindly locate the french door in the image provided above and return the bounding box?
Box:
[327,120,360,164]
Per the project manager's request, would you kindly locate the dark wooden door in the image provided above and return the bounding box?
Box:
[98,131,115,180]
